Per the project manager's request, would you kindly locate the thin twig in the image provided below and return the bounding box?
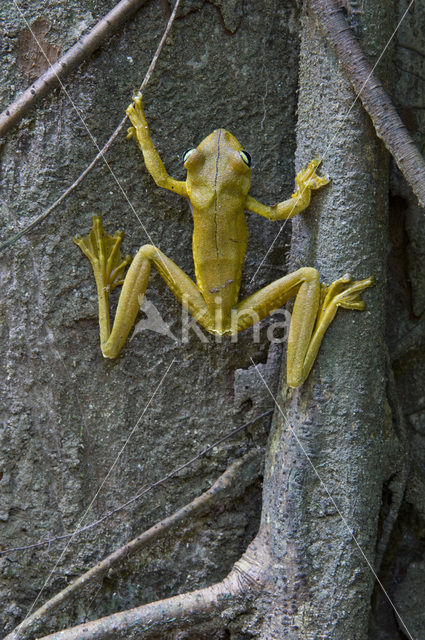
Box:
[4,449,261,640]
[36,531,269,640]
[308,0,425,208]
[0,0,182,254]
[0,0,147,137]
[1,409,272,556]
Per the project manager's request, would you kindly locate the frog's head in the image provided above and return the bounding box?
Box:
[183,129,251,196]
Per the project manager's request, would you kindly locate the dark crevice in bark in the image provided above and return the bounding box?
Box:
[369,501,425,639]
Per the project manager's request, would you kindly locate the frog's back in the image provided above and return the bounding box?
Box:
[192,198,248,316]
[184,129,251,322]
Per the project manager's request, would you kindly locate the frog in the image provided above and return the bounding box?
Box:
[74,94,374,388]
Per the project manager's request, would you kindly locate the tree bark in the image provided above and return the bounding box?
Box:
[1,0,422,638]
[308,0,425,208]
[256,1,407,638]
[0,1,297,635]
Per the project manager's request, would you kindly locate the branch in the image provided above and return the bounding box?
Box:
[0,0,148,138]
[5,449,261,640]
[0,0,182,254]
[36,531,269,640]
[308,0,425,208]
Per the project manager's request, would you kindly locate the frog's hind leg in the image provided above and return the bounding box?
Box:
[105,244,211,358]
[74,216,132,348]
[233,269,374,388]
[74,216,211,358]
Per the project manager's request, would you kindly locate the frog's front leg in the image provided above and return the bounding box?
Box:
[232,269,374,388]
[126,94,188,197]
[246,157,330,220]
[74,216,212,358]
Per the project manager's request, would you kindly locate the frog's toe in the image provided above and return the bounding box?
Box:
[303,157,322,177]
[309,156,322,169]
[304,173,330,190]
[337,297,366,311]
[322,273,351,299]
[109,254,132,291]
[126,96,146,129]
[297,158,329,192]
[73,216,131,290]
[126,103,136,119]
[73,230,98,264]
[344,275,375,294]
[333,276,375,310]
[315,173,330,187]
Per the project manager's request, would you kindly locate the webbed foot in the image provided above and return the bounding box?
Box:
[294,157,330,195]
[73,216,132,293]
[318,273,375,323]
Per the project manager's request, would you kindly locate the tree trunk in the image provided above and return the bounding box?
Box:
[258,1,408,637]
[1,1,424,639]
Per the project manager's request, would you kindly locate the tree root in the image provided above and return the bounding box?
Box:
[37,531,269,640]
[5,449,263,640]
[308,0,425,207]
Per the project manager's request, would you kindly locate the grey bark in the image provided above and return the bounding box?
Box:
[0,0,296,636]
[1,0,425,639]
[0,0,150,138]
[254,2,407,638]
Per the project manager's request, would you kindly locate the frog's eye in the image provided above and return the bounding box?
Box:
[239,150,252,167]
[182,148,196,163]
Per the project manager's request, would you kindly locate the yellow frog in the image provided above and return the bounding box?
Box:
[74,94,373,387]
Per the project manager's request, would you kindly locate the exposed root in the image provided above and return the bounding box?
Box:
[309,0,425,207]
[5,449,263,640]
[36,531,269,640]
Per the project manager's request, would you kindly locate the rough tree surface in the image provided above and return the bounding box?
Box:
[0,0,424,639]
